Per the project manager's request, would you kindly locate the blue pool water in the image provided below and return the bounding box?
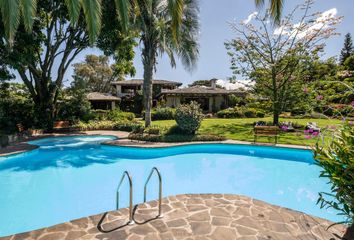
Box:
[0,135,340,236]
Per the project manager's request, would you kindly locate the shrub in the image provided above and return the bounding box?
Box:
[165,125,186,135]
[74,120,141,132]
[175,102,204,134]
[88,109,135,121]
[314,123,354,225]
[256,111,265,118]
[114,122,143,132]
[217,107,264,118]
[243,108,257,118]
[128,133,226,142]
[57,94,91,123]
[151,108,176,120]
[144,126,161,135]
[108,110,135,121]
[74,120,116,131]
[216,108,244,118]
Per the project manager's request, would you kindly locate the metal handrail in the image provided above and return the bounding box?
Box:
[116,171,134,225]
[144,167,163,217]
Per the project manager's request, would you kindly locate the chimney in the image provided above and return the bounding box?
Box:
[210,78,217,89]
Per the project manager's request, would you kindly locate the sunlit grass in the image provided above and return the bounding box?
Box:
[146,117,342,146]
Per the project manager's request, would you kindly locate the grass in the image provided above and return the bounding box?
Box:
[146,117,342,146]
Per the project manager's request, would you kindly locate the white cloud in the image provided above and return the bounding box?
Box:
[216,79,254,90]
[242,12,258,24]
[273,8,337,38]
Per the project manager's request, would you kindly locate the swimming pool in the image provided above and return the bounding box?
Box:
[0,135,340,236]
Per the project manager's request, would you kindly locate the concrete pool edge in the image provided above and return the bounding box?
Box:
[1,194,351,240]
[0,130,311,158]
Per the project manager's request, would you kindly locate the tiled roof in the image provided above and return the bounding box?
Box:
[87,92,120,101]
[111,79,182,86]
[160,86,245,95]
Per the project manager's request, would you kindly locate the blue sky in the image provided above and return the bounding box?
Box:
[64,0,354,86]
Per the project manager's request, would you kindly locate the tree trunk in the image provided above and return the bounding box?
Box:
[272,69,279,126]
[143,57,154,128]
[34,94,56,131]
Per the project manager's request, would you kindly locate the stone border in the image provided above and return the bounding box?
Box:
[2,194,351,240]
[0,130,310,158]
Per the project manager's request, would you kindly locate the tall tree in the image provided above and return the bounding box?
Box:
[225,0,341,125]
[72,55,115,93]
[340,33,354,65]
[131,0,200,127]
[0,0,90,129]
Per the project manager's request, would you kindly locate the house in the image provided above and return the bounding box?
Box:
[112,79,182,99]
[111,79,182,111]
[87,92,120,110]
[159,79,247,112]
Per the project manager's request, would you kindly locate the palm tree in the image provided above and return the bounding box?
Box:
[255,0,283,24]
[133,0,199,127]
[0,0,283,44]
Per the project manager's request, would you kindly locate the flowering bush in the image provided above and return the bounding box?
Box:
[314,123,354,225]
[175,102,204,134]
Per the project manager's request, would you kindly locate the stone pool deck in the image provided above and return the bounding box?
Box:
[2,194,352,240]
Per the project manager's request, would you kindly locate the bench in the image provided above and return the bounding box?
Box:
[254,126,279,144]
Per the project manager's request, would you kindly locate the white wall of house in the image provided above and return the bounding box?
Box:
[165,95,225,112]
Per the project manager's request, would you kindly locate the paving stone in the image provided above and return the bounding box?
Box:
[5,194,350,240]
[209,226,237,240]
[129,225,156,236]
[38,232,66,240]
[210,208,231,217]
[235,225,258,236]
[187,210,211,221]
[166,219,188,228]
[190,222,212,235]
[211,217,231,226]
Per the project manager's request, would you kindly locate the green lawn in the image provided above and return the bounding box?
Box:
[147,117,342,146]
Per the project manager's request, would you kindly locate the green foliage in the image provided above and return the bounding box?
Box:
[175,102,204,134]
[72,55,114,93]
[314,123,354,224]
[344,55,354,71]
[74,120,141,132]
[128,132,225,143]
[114,122,143,132]
[225,1,340,124]
[0,83,36,133]
[106,110,135,121]
[88,109,135,121]
[57,87,91,123]
[217,108,244,118]
[340,33,354,65]
[216,107,265,118]
[151,108,176,120]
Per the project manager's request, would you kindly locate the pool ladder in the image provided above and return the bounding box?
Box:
[116,167,163,226]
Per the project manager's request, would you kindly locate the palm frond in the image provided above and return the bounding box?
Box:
[81,0,102,44]
[168,0,184,42]
[20,0,37,32]
[115,0,131,31]
[0,0,21,45]
[269,0,282,24]
[65,0,82,25]
[254,0,283,24]
[254,0,265,7]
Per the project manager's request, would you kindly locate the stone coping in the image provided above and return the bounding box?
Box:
[0,130,310,157]
[1,194,352,240]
